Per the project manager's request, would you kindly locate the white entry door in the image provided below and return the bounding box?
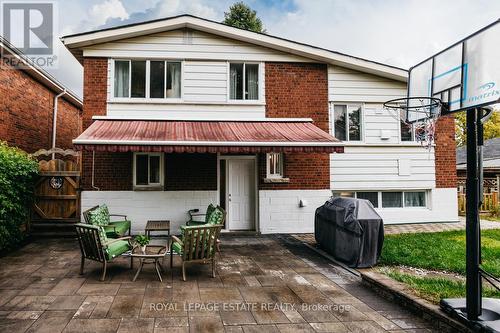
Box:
[227,159,255,231]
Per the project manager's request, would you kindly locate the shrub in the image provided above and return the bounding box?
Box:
[0,142,39,252]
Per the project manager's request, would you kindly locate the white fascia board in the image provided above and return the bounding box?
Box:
[73,139,343,146]
[61,16,407,82]
[91,116,314,122]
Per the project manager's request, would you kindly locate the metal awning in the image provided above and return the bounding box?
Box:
[73,119,344,153]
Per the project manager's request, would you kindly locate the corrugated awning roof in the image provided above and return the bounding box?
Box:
[73,119,343,154]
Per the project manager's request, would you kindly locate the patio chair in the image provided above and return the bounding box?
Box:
[170,224,223,281]
[186,203,216,226]
[75,223,132,281]
[83,205,131,237]
[185,205,225,252]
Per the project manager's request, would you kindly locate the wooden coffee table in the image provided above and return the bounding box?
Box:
[145,220,170,238]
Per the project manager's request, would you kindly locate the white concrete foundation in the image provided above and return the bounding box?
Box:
[81,190,217,234]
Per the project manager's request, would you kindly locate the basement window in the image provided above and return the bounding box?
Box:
[133,153,164,189]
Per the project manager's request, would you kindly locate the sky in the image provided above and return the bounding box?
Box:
[43,0,500,98]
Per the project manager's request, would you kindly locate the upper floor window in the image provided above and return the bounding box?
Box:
[332,104,362,141]
[266,152,284,179]
[229,63,259,100]
[114,60,181,99]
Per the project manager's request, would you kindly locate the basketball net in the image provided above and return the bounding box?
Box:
[383,97,443,150]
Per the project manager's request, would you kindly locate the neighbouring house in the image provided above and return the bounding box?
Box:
[457,137,500,213]
[0,37,82,153]
[61,15,458,234]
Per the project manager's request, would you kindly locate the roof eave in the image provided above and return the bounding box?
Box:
[61,15,408,82]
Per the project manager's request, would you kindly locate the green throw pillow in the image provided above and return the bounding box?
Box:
[89,205,110,226]
[207,207,223,225]
[204,204,216,224]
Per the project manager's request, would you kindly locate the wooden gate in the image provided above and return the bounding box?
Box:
[31,150,81,225]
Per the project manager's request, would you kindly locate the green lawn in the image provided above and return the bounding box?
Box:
[383,269,500,304]
[380,229,500,276]
[379,229,500,303]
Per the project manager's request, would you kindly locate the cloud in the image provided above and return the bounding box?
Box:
[89,0,129,26]
[99,0,228,29]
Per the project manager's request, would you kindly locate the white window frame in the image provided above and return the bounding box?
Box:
[227,62,261,103]
[331,103,363,142]
[266,152,284,179]
[111,59,183,102]
[133,152,164,189]
[333,190,428,209]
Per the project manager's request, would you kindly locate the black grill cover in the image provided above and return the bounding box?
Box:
[314,197,384,268]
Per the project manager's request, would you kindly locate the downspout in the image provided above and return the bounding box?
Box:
[51,89,66,159]
[91,151,100,191]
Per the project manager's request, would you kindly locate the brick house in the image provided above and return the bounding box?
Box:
[61,15,457,234]
[0,38,82,153]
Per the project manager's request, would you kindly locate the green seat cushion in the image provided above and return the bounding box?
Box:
[88,205,111,226]
[103,220,131,237]
[105,240,130,260]
[171,241,183,255]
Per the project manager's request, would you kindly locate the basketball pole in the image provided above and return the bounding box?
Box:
[465,107,482,320]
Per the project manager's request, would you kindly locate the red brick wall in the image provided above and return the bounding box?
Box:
[0,58,82,153]
[82,58,107,130]
[81,152,132,191]
[262,62,330,190]
[165,153,217,191]
[434,115,457,188]
[81,152,217,191]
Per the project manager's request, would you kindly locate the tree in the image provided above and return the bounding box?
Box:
[223,2,265,33]
[455,109,500,146]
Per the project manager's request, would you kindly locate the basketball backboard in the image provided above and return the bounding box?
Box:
[407,19,500,123]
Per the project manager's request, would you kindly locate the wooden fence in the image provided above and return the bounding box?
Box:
[31,159,81,223]
[458,192,499,214]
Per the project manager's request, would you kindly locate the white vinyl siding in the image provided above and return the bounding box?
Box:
[106,59,266,118]
[330,145,436,190]
[328,65,406,103]
[83,29,310,62]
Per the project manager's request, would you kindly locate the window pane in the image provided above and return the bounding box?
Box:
[135,155,148,185]
[267,153,282,177]
[245,64,259,100]
[348,106,361,141]
[166,62,181,98]
[382,192,403,207]
[229,63,243,100]
[357,192,378,207]
[114,61,129,97]
[334,105,347,141]
[401,121,413,141]
[405,192,426,207]
[150,61,165,98]
[149,156,160,184]
[131,61,146,98]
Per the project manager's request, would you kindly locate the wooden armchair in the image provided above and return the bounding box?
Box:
[75,223,132,281]
[83,205,131,237]
[170,224,223,281]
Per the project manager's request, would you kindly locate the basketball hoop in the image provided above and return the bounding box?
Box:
[383,97,446,150]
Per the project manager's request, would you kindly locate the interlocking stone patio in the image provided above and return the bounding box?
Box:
[0,235,438,332]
